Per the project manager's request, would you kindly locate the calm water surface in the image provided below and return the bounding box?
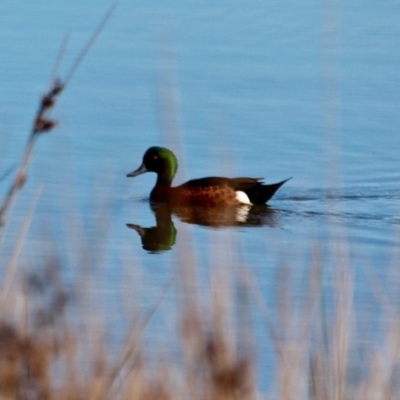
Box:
[1,0,400,391]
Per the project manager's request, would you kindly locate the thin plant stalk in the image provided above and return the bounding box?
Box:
[0,3,116,226]
[0,184,43,312]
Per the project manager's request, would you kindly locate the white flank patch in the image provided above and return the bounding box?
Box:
[235,190,252,205]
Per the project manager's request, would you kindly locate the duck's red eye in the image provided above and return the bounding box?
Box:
[152,155,158,160]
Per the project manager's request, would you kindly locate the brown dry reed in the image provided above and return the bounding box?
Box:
[0,3,117,227]
[2,222,400,400]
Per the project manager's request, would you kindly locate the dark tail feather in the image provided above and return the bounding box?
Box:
[247,177,291,204]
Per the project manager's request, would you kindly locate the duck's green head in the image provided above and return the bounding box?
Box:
[127,147,178,185]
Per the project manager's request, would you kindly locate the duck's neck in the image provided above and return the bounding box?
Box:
[152,174,172,203]
[156,175,172,187]
[156,167,175,187]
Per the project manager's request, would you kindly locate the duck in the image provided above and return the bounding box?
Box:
[127,146,290,207]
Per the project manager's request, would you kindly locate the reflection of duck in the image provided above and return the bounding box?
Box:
[171,204,279,228]
[127,203,280,253]
[127,205,177,253]
[127,147,290,207]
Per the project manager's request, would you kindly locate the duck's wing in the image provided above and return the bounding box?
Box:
[179,177,238,188]
[180,176,291,204]
[180,176,261,189]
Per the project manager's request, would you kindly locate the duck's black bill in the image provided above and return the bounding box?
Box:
[127,164,148,178]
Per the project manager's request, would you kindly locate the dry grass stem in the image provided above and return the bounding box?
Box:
[0,4,116,226]
[0,184,43,312]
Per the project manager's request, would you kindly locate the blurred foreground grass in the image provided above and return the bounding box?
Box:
[1,216,400,400]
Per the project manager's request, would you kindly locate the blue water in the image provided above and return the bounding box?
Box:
[1,0,400,392]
